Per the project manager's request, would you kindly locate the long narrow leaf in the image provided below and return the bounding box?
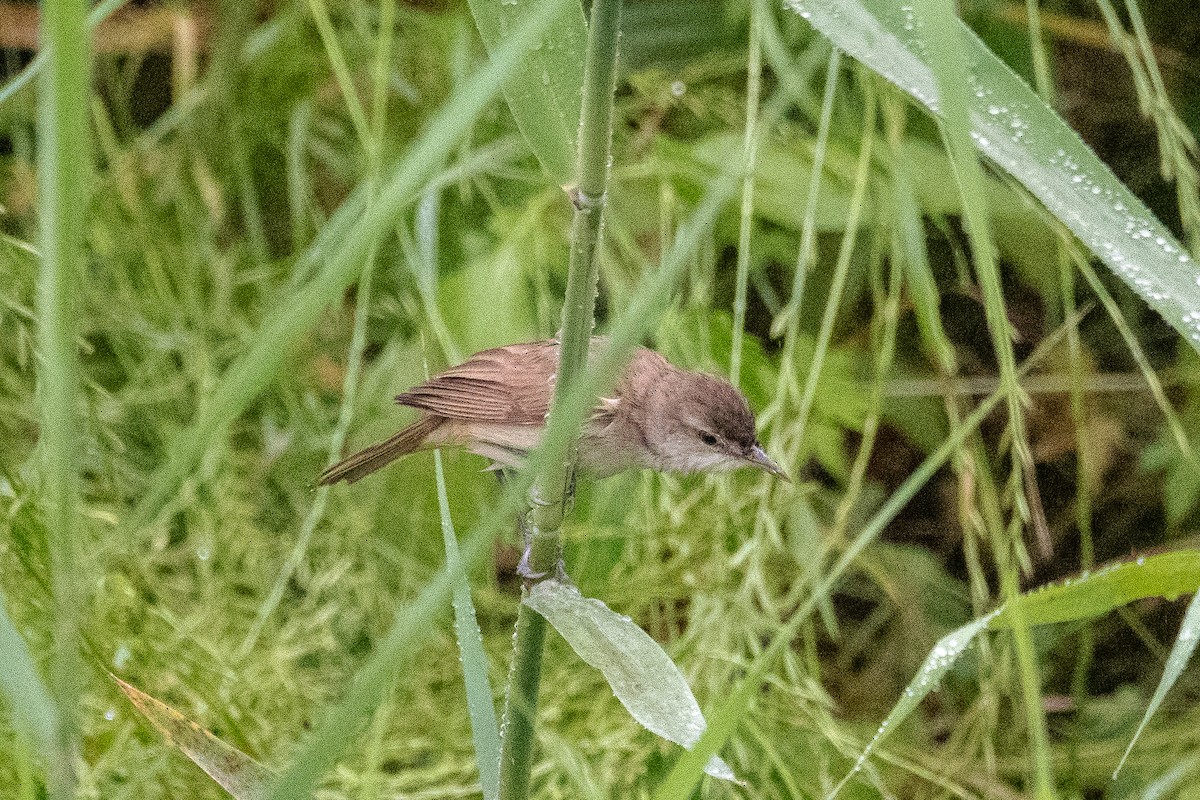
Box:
[115,676,273,800]
[786,0,1200,353]
[1114,591,1200,778]
[465,0,586,185]
[827,613,997,799]
[435,450,501,800]
[988,550,1200,629]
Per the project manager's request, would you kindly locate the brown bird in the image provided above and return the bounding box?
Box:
[318,338,787,486]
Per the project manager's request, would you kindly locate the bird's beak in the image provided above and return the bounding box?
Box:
[746,444,790,482]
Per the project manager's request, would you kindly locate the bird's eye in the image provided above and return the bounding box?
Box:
[699,431,719,447]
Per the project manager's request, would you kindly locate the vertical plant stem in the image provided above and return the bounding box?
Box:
[497,2,622,798]
[916,0,1051,790]
[729,0,763,389]
[787,68,874,462]
[37,0,90,795]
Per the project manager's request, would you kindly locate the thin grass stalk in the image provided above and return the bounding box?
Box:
[827,234,901,545]
[761,48,838,434]
[36,0,91,794]
[1073,251,1193,461]
[770,46,839,343]
[497,2,622,798]
[308,0,373,153]
[729,0,763,389]
[756,0,823,121]
[785,67,874,463]
[916,0,1052,788]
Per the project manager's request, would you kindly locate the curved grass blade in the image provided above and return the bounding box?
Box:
[987,550,1200,629]
[114,676,273,800]
[827,613,997,799]
[435,450,501,800]
[830,551,1200,796]
[523,580,739,783]
[465,0,586,186]
[0,598,59,755]
[1114,591,1200,779]
[786,0,1200,354]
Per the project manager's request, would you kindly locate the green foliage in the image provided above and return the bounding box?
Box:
[3,0,1200,797]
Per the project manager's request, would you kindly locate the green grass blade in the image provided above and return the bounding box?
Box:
[1114,590,1200,779]
[789,74,875,462]
[728,0,764,389]
[786,0,1200,354]
[988,551,1200,629]
[130,0,573,529]
[465,0,586,185]
[0,597,59,756]
[435,450,501,800]
[827,613,997,798]
[36,0,91,794]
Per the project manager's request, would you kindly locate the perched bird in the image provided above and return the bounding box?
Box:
[318,338,787,486]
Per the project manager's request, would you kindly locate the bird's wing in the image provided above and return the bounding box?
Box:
[397,341,560,424]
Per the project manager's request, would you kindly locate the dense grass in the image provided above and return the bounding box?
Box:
[3,0,1200,797]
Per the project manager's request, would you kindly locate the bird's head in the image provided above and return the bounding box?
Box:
[647,372,788,480]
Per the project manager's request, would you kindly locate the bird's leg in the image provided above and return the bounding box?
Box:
[515,507,548,582]
[494,469,545,581]
[515,478,574,584]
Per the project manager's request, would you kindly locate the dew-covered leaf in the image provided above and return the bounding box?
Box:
[787,0,1200,354]
[833,552,1200,795]
[988,550,1200,629]
[523,580,738,783]
[828,614,995,798]
[465,0,585,185]
[114,675,273,800]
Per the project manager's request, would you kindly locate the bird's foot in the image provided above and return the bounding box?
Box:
[516,546,547,582]
[516,546,571,586]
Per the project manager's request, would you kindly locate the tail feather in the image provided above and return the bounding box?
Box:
[318,417,441,485]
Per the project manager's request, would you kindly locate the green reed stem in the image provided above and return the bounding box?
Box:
[36,0,91,796]
[497,2,622,798]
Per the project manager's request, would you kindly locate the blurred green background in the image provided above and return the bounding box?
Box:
[3,0,1200,796]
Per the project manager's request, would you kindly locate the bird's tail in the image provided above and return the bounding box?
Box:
[318,416,442,485]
